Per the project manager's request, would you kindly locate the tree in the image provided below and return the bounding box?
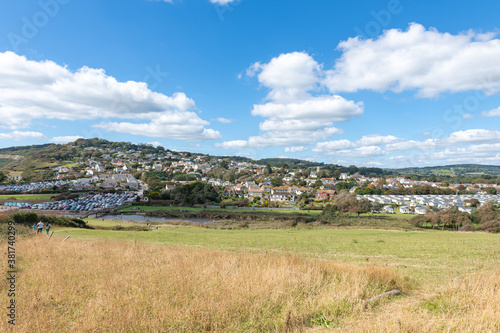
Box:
[483,187,497,195]
[320,204,339,222]
[350,199,371,217]
[333,192,357,216]
[271,177,283,187]
[265,164,273,175]
[465,198,480,208]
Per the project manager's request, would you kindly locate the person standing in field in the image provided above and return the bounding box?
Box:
[45,222,51,235]
[32,224,37,233]
[37,220,44,234]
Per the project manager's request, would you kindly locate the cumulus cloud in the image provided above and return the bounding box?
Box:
[0,52,220,141]
[50,136,85,143]
[324,23,500,97]
[93,111,221,141]
[218,52,363,149]
[0,131,46,141]
[313,134,402,153]
[217,127,342,149]
[312,129,500,166]
[284,146,307,153]
[334,146,388,159]
[481,106,500,117]
[209,0,238,4]
[214,117,233,123]
[147,141,164,147]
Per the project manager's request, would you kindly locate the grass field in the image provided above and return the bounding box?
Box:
[50,225,499,284]
[2,220,499,331]
[83,217,138,227]
[0,236,407,332]
[0,193,56,201]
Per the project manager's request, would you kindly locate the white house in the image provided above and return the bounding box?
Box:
[400,206,410,214]
[415,206,427,215]
[383,205,394,214]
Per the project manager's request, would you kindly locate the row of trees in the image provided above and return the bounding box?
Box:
[410,201,500,232]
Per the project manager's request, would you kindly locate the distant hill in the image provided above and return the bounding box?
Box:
[0,139,499,182]
[0,143,52,156]
[389,164,500,177]
[256,158,325,169]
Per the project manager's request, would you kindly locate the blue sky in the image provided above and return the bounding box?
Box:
[1,0,500,168]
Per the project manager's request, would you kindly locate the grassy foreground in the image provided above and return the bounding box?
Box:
[1,237,404,332]
[53,225,500,283]
[2,221,499,332]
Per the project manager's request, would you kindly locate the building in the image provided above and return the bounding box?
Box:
[383,205,394,214]
[400,206,410,214]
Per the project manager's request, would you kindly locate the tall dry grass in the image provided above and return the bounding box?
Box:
[0,236,405,332]
[334,266,500,332]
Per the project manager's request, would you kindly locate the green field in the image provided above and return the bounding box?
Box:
[52,225,500,286]
[0,193,56,201]
[84,217,138,227]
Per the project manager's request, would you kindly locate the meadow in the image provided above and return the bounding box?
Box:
[0,193,56,201]
[1,218,499,331]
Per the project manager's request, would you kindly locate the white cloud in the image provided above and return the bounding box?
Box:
[217,127,342,149]
[313,139,355,152]
[218,52,363,149]
[481,106,500,117]
[0,131,46,141]
[254,52,321,103]
[0,52,220,141]
[146,141,164,147]
[420,143,500,165]
[384,129,500,152]
[209,0,238,4]
[311,129,500,166]
[325,23,500,97]
[284,146,307,153]
[215,117,233,124]
[313,134,402,153]
[447,129,500,145]
[335,146,387,159]
[462,114,474,119]
[355,134,402,147]
[252,96,363,122]
[94,111,221,141]
[235,152,253,158]
[50,136,84,143]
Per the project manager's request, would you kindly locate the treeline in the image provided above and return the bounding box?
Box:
[410,201,500,232]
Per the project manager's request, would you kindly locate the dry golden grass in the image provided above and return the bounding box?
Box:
[331,266,500,333]
[0,236,406,332]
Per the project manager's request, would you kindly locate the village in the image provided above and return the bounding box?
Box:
[1,141,499,214]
